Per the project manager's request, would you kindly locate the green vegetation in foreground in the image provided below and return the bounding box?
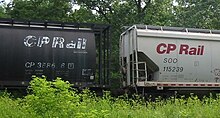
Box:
[0,77,220,118]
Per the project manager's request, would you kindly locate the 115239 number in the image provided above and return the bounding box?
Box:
[163,66,183,72]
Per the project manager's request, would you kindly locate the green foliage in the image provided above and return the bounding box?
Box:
[174,0,220,29]
[6,0,72,21]
[0,95,39,118]
[68,7,97,23]
[23,76,80,117]
[0,5,5,18]
[22,77,112,117]
[0,1,8,18]
[0,78,220,117]
[144,0,175,26]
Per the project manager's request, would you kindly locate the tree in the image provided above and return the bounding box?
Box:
[68,7,97,23]
[6,0,72,21]
[0,5,5,17]
[174,0,220,29]
[0,0,8,18]
[76,0,154,24]
[143,0,175,26]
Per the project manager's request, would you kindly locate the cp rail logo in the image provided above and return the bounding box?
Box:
[24,35,87,49]
[156,43,204,55]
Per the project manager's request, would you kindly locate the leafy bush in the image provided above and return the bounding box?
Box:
[22,76,79,117]
[0,77,220,118]
[22,76,110,118]
[0,93,39,118]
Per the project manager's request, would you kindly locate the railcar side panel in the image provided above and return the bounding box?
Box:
[0,27,96,85]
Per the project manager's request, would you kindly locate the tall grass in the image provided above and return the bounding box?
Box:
[0,77,220,118]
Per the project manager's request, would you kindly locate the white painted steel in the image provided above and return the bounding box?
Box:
[120,25,220,87]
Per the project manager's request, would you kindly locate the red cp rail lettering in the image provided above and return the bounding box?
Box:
[156,43,176,54]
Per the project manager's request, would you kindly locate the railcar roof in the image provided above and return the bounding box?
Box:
[0,18,110,33]
[121,25,220,41]
[123,25,220,34]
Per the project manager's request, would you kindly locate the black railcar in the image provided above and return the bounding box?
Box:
[0,19,111,88]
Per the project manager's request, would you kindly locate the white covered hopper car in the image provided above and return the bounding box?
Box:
[120,25,220,93]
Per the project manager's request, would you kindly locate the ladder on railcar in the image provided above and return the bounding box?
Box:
[133,61,148,82]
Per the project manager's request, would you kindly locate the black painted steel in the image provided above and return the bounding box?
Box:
[0,18,111,88]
